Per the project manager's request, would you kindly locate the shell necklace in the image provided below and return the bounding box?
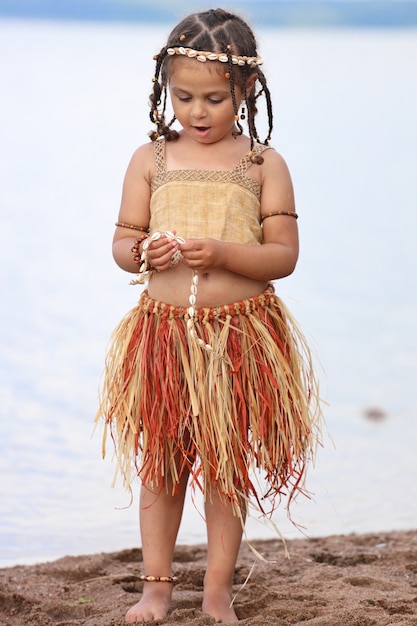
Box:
[134,230,212,352]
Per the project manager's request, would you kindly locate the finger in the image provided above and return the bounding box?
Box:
[178,239,198,252]
[149,248,175,266]
[150,236,173,249]
[149,241,178,261]
[180,242,200,257]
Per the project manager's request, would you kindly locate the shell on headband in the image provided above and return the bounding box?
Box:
[165,46,263,68]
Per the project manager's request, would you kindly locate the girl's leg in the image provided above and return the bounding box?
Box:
[125,469,189,624]
[202,489,246,623]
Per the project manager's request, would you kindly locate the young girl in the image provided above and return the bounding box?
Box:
[96,8,321,624]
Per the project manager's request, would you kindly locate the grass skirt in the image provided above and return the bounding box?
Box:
[95,286,321,519]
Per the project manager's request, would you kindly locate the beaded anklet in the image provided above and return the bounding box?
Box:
[139,575,179,584]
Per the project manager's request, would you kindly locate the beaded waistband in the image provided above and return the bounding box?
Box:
[140,287,276,322]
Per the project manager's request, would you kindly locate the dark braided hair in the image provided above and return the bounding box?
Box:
[149,8,274,162]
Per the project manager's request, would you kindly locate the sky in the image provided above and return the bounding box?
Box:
[1,0,417,27]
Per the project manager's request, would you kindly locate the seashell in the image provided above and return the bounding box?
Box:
[188,306,195,317]
[178,46,186,55]
[189,294,196,305]
[169,251,181,267]
[165,230,175,239]
[218,55,228,63]
[187,49,197,57]
[150,231,161,241]
[192,273,199,285]
[231,57,238,64]
[176,236,186,244]
[207,53,218,61]
[167,48,175,55]
[191,284,197,295]
[142,239,150,250]
[238,59,245,66]
[197,55,207,62]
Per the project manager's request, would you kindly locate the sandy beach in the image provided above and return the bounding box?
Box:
[1,530,417,625]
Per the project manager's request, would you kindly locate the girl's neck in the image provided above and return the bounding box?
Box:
[166,132,251,171]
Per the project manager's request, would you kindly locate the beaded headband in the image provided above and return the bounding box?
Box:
[163,46,263,68]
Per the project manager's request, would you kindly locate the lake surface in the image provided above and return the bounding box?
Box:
[1,19,416,567]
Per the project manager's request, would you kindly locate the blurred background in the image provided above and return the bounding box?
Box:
[1,0,416,567]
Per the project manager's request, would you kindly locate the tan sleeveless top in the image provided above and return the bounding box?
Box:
[149,138,271,245]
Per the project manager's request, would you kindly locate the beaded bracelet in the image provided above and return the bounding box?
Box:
[115,221,149,232]
[130,230,184,285]
[260,210,298,221]
[131,235,150,267]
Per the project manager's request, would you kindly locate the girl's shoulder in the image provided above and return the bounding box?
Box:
[245,143,291,189]
[126,141,156,182]
[258,146,294,205]
[130,141,155,163]
[255,142,284,162]
[258,144,291,176]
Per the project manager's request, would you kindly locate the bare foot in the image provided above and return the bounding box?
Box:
[202,586,239,623]
[125,584,172,623]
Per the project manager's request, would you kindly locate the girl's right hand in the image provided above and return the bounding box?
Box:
[146,235,179,272]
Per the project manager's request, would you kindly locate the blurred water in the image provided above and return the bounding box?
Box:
[1,19,416,567]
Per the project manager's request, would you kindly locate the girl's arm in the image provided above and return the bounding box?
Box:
[180,149,300,281]
[112,144,151,273]
[112,143,176,273]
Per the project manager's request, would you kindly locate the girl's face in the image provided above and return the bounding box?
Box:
[168,58,244,145]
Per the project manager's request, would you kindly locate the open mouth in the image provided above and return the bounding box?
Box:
[193,126,211,137]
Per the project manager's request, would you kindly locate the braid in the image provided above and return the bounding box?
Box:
[226,46,243,138]
[149,46,179,141]
[257,69,273,145]
[246,85,259,157]
[149,46,166,123]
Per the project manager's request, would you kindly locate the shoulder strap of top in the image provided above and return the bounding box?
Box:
[234,143,272,175]
[153,138,166,175]
[153,137,271,179]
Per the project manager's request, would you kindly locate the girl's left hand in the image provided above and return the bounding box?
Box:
[179,238,225,271]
